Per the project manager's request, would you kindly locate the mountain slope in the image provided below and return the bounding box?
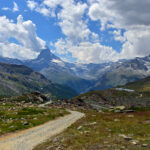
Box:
[124,76,150,92]
[24,48,93,93]
[0,50,93,93]
[91,57,150,90]
[0,48,150,93]
[0,62,77,99]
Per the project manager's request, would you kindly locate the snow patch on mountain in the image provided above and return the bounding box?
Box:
[52,59,65,67]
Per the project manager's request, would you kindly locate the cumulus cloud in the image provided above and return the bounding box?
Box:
[57,1,90,43]
[54,39,119,63]
[39,0,91,43]
[43,0,114,63]
[26,0,150,63]
[121,26,150,58]
[27,0,51,16]
[0,15,46,59]
[70,42,119,63]
[26,0,122,63]
[27,0,37,10]
[89,0,150,60]
[89,0,150,29]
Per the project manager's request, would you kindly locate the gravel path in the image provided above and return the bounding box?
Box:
[0,110,84,150]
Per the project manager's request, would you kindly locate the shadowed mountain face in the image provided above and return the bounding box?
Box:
[90,57,150,91]
[0,47,150,93]
[24,49,61,71]
[0,62,77,99]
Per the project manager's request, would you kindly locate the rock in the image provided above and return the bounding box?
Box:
[124,110,134,113]
[142,144,148,147]
[121,146,126,149]
[56,146,61,150]
[131,140,139,145]
[89,122,97,125]
[23,122,29,125]
[124,136,132,141]
[46,146,54,150]
[114,119,120,122]
[143,120,150,124]
[9,125,14,128]
[114,110,122,113]
[84,131,89,134]
[107,129,112,132]
[115,106,126,110]
[119,134,132,141]
[128,115,134,118]
[79,131,83,134]
[53,137,58,143]
[104,141,108,144]
[77,126,83,130]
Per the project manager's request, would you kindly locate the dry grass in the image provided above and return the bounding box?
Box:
[34,110,150,150]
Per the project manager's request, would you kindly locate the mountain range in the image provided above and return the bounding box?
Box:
[0,47,150,94]
[0,62,77,99]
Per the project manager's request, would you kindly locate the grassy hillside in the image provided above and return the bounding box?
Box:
[34,110,150,150]
[73,87,150,109]
[0,102,69,136]
[0,62,77,99]
[124,76,150,92]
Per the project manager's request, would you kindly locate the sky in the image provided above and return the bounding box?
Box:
[0,0,150,63]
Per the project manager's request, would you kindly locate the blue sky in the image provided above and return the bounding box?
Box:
[0,0,150,63]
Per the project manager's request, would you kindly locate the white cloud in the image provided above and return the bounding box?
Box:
[54,39,69,55]
[0,15,46,59]
[27,0,120,63]
[89,0,150,29]
[27,0,37,10]
[2,2,19,12]
[2,7,10,11]
[54,39,119,63]
[43,0,62,8]
[88,0,150,60]
[0,43,38,60]
[36,7,50,16]
[111,29,125,43]
[57,1,90,43]
[26,0,150,63]
[13,2,19,12]
[121,26,150,59]
[27,0,50,16]
[70,42,119,63]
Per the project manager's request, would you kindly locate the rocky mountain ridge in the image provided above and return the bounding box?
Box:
[0,48,150,93]
[0,62,77,99]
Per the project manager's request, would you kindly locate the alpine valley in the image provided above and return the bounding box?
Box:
[0,47,150,95]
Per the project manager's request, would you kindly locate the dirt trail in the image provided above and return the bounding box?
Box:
[0,110,84,150]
